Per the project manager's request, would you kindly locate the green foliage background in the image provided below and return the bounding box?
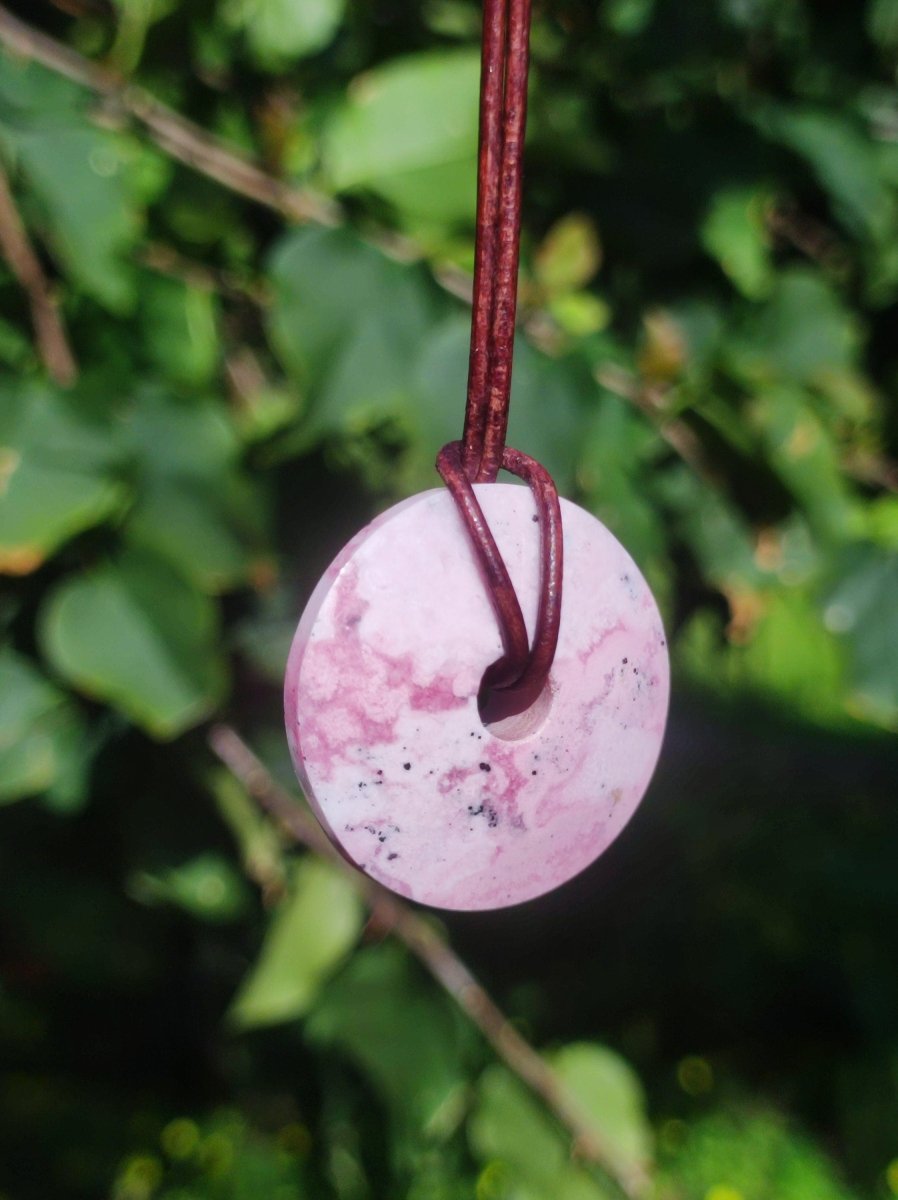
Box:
[1,0,897,1197]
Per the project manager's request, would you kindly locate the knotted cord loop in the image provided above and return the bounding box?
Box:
[437,0,563,719]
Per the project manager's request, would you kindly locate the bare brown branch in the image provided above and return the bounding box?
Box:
[0,163,76,386]
[595,363,714,481]
[208,723,647,1199]
[0,4,340,228]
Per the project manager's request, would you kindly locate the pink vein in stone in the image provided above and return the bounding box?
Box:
[298,562,470,783]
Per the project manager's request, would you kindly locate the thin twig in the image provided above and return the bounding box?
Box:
[595,363,715,481]
[0,163,76,385]
[138,241,270,306]
[208,723,646,1199]
[0,4,340,228]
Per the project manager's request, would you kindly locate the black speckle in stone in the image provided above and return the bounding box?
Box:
[479,762,491,772]
[403,762,411,770]
[387,852,398,861]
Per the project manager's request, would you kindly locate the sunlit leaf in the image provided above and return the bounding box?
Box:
[323,51,480,225]
[469,1062,614,1200]
[552,1043,653,1186]
[824,543,898,729]
[658,1108,859,1200]
[676,589,849,728]
[230,857,363,1027]
[534,214,602,295]
[224,0,345,68]
[131,852,250,922]
[701,186,775,299]
[750,387,864,544]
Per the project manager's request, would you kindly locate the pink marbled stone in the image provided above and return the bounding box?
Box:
[284,485,669,911]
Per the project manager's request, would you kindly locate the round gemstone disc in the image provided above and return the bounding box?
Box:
[284,485,669,911]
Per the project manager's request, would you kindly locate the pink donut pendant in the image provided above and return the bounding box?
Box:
[284,485,669,911]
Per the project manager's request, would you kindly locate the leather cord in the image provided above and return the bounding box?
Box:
[437,0,563,718]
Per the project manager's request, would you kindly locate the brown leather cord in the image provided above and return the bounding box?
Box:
[461,0,533,486]
[436,440,530,693]
[470,0,532,485]
[461,0,507,481]
[437,0,563,719]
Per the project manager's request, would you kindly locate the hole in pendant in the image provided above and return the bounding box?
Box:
[478,672,554,742]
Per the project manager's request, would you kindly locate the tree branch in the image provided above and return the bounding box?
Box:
[0,163,76,385]
[208,724,647,1199]
[0,4,340,228]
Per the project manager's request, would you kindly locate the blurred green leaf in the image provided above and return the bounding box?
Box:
[0,53,83,115]
[323,51,480,224]
[656,464,764,592]
[0,648,86,805]
[127,476,269,594]
[553,1043,653,1186]
[39,547,227,738]
[268,226,441,389]
[534,214,602,295]
[138,272,220,388]
[659,1108,859,1200]
[0,93,141,310]
[230,857,363,1028]
[729,270,861,388]
[750,387,864,544]
[0,382,128,575]
[824,543,898,729]
[124,389,270,592]
[868,0,898,47]
[761,107,893,240]
[143,1109,309,1198]
[131,852,250,922]
[224,0,345,68]
[469,1062,614,1200]
[578,393,669,590]
[677,588,849,728]
[211,767,287,894]
[308,943,470,1142]
[701,187,775,299]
